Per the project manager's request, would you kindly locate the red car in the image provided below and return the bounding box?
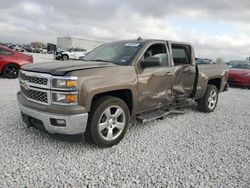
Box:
[228,61,250,88]
[0,45,33,78]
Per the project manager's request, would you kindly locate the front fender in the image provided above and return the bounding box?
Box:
[72,66,138,112]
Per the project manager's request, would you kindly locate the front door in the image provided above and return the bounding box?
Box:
[136,42,174,112]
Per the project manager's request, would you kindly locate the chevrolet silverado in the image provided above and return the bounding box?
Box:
[17,39,228,147]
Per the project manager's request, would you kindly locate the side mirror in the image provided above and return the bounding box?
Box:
[140,56,161,68]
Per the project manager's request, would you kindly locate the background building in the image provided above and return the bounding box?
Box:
[57,37,104,51]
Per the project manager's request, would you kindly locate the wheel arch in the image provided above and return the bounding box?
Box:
[90,89,134,115]
[207,78,222,91]
[61,53,69,59]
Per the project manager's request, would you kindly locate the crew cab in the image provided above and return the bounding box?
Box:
[17,39,228,147]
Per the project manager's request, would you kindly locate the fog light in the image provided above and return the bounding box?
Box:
[50,118,66,127]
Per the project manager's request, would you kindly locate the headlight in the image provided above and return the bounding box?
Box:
[51,76,78,105]
[52,76,78,90]
[52,93,78,105]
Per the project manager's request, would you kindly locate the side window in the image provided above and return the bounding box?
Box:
[0,48,13,55]
[144,43,168,66]
[172,45,190,65]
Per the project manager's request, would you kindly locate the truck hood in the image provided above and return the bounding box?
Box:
[21,61,116,76]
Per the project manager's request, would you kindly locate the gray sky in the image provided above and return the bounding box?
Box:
[0,0,250,60]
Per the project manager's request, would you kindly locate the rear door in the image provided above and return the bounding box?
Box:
[170,43,196,100]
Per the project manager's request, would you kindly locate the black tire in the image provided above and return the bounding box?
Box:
[62,55,69,61]
[198,84,219,113]
[3,64,19,79]
[86,96,130,148]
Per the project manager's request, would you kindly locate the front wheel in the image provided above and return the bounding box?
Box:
[198,85,219,113]
[86,96,130,148]
[3,64,19,79]
[62,55,69,61]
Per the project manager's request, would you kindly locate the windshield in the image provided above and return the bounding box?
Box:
[230,62,250,69]
[84,42,142,65]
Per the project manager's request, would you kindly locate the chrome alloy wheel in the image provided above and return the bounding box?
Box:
[208,89,217,110]
[98,105,126,141]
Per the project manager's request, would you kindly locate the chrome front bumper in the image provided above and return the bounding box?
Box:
[18,102,88,135]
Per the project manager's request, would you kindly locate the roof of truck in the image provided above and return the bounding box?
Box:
[112,39,191,46]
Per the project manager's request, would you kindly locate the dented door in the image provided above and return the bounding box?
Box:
[170,43,196,100]
[137,66,174,112]
[172,64,196,99]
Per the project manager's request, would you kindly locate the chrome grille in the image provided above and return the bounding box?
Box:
[25,76,47,85]
[20,71,48,85]
[21,86,48,104]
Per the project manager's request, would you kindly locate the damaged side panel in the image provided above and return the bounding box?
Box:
[136,67,174,112]
[172,64,196,100]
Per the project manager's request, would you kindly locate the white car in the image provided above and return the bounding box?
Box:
[59,48,87,60]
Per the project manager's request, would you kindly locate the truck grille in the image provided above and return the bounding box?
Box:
[20,71,48,85]
[25,76,48,85]
[21,86,48,104]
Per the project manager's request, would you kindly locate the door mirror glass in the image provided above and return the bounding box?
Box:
[140,56,161,68]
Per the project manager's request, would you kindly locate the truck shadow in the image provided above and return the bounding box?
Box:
[49,133,85,143]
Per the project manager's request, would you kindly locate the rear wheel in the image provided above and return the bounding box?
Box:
[198,84,218,113]
[86,96,130,147]
[3,64,19,79]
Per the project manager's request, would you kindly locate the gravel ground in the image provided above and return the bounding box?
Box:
[0,53,249,187]
[0,78,249,188]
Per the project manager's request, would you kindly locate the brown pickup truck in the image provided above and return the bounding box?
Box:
[17,39,228,147]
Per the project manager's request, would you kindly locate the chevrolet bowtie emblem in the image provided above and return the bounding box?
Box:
[23,81,30,90]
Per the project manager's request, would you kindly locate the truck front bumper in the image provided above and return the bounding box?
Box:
[18,101,88,135]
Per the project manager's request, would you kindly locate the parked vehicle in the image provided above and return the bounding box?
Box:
[8,44,26,52]
[22,45,34,53]
[17,39,228,147]
[53,49,65,60]
[54,48,87,60]
[0,45,33,78]
[47,43,57,53]
[228,61,250,88]
[195,58,214,64]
